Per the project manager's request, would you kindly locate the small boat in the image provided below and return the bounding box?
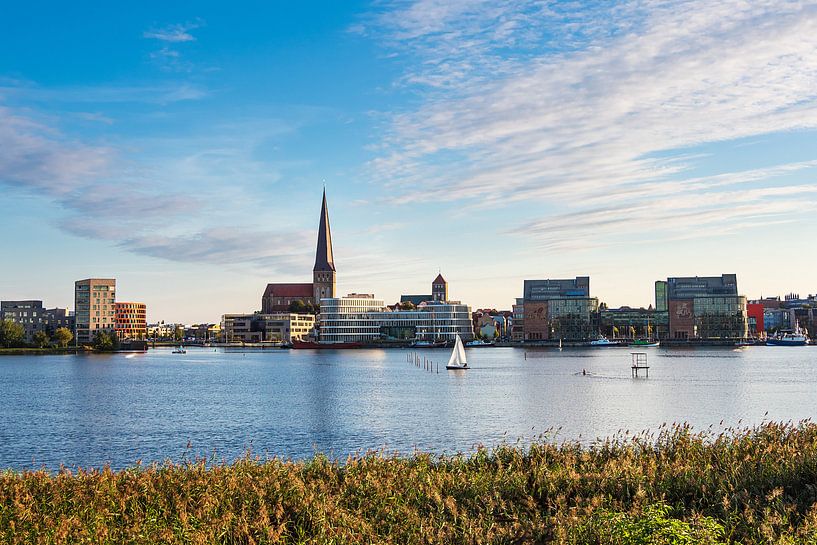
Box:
[410,339,447,348]
[446,335,468,370]
[630,339,660,348]
[589,336,621,347]
[465,339,494,347]
[172,346,186,354]
[734,339,754,347]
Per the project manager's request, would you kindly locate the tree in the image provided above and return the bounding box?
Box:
[0,319,26,348]
[93,331,119,351]
[288,300,307,314]
[174,326,184,342]
[32,331,50,348]
[53,327,73,348]
[399,301,416,310]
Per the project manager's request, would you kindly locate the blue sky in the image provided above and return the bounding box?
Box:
[1,0,816,323]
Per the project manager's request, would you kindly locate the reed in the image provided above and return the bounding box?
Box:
[2,421,817,544]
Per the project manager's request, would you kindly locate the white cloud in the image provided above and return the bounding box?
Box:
[143,21,202,43]
[369,0,817,249]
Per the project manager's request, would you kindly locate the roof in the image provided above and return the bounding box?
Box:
[433,273,446,284]
[314,189,336,272]
[263,283,314,298]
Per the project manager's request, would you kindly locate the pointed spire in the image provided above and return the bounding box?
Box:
[314,189,335,272]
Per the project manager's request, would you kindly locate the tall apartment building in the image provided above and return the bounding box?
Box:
[75,278,116,344]
[661,274,748,340]
[521,277,598,341]
[115,301,147,340]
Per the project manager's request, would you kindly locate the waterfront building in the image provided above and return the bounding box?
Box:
[221,313,315,343]
[184,323,222,342]
[261,190,336,313]
[663,274,748,340]
[319,295,473,344]
[521,277,598,341]
[511,298,524,342]
[599,306,666,340]
[115,302,147,340]
[746,303,765,337]
[472,309,512,340]
[74,278,116,344]
[0,301,73,342]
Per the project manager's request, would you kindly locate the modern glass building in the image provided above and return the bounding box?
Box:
[521,277,597,341]
[319,296,473,344]
[663,275,748,340]
[74,278,116,344]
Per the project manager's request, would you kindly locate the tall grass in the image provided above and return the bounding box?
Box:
[3,421,817,544]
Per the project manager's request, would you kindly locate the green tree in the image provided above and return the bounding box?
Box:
[53,327,73,348]
[32,330,50,348]
[93,331,119,351]
[288,300,307,313]
[174,326,184,342]
[0,319,26,348]
[399,301,416,310]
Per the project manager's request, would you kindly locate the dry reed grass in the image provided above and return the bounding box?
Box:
[2,421,817,544]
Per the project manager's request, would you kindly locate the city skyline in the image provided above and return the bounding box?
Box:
[2,1,817,323]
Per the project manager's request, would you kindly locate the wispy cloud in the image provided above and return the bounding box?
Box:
[143,20,202,43]
[367,0,817,250]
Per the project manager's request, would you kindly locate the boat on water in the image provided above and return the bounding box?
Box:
[766,331,809,346]
[465,339,494,347]
[291,340,363,349]
[734,339,755,347]
[172,346,186,354]
[630,339,660,348]
[410,339,448,348]
[446,335,468,370]
[589,336,622,347]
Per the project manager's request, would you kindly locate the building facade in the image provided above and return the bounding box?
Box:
[74,278,116,344]
[115,301,147,340]
[319,296,473,344]
[521,277,598,341]
[663,274,748,340]
[0,300,73,342]
[222,313,315,343]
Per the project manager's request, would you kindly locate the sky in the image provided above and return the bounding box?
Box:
[1,0,816,323]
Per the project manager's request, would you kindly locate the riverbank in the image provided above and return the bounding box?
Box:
[2,422,816,544]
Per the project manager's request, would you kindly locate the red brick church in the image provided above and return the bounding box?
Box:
[261,190,337,313]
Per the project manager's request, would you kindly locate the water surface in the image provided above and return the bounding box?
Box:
[1,346,815,470]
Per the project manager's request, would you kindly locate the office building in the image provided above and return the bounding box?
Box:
[222,313,315,343]
[319,296,473,344]
[521,277,598,341]
[663,274,747,340]
[75,278,116,344]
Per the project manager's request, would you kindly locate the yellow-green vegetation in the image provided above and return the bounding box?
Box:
[3,422,817,544]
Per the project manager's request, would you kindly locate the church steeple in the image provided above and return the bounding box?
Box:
[313,189,336,302]
[314,189,335,272]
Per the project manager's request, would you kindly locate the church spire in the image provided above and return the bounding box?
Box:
[314,189,335,272]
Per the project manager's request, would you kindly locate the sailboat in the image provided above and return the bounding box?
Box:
[446,335,468,370]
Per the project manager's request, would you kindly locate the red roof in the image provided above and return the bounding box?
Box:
[263,283,313,298]
[433,273,446,284]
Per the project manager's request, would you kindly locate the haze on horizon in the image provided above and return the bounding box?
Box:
[1,1,816,323]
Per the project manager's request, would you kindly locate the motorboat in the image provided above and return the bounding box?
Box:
[589,336,621,347]
[446,335,468,370]
[172,346,186,354]
[465,339,494,347]
[766,331,809,346]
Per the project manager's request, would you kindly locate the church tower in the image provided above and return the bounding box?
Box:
[432,273,448,302]
[313,189,336,303]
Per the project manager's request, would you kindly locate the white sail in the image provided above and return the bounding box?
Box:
[447,335,468,368]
